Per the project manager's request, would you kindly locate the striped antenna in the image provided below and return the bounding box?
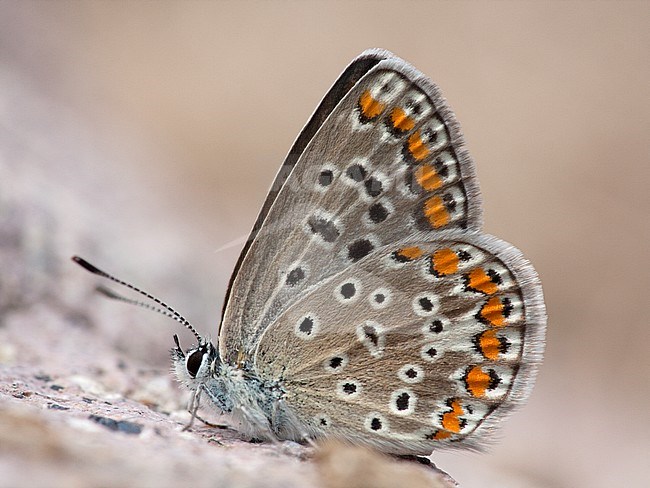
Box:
[71,256,202,342]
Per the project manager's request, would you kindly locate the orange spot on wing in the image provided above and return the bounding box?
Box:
[415,163,442,191]
[432,248,459,276]
[478,330,501,360]
[465,366,490,397]
[390,107,415,132]
[433,430,452,440]
[480,296,507,327]
[359,90,385,120]
[423,195,450,228]
[407,131,430,161]
[441,399,464,433]
[397,246,424,260]
[467,268,498,295]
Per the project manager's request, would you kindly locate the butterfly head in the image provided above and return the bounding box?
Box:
[172,334,219,386]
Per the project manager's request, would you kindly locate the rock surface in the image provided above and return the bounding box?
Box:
[0,318,454,488]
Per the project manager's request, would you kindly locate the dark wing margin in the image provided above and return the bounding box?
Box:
[220,49,395,320]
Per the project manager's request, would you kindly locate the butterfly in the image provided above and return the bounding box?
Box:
[74,48,546,456]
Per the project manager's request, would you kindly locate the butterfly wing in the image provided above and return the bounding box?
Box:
[253,231,545,454]
[220,50,482,363]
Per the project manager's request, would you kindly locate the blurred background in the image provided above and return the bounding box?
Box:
[0,2,648,487]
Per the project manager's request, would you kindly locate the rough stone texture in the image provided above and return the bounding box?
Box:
[0,319,453,487]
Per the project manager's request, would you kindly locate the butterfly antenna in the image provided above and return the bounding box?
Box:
[71,256,202,342]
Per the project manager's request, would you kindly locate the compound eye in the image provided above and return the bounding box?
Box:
[186,349,205,378]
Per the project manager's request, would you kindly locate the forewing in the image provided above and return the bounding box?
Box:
[254,232,545,455]
[221,51,384,317]
[220,50,482,362]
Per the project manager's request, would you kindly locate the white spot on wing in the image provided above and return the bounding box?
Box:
[356,320,385,358]
[364,412,390,434]
[294,314,320,340]
[412,293,439,316]
[334,278,362,304]
[397,364,425,384]
[420,343,438,362]
[368,287,392,309]
[390,388,417,416]
[336,378,363,400]
[322,353,349,374]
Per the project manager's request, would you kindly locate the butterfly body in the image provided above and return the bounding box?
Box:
[170,49,546,456]
[173,343,301,441]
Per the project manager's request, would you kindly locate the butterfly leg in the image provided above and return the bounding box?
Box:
[194,413,230,429]
[182,387,202,431]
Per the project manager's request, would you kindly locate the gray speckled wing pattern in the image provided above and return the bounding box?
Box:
[221,50,482,362]
[255,232,544,453]
[220,49,545,453]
